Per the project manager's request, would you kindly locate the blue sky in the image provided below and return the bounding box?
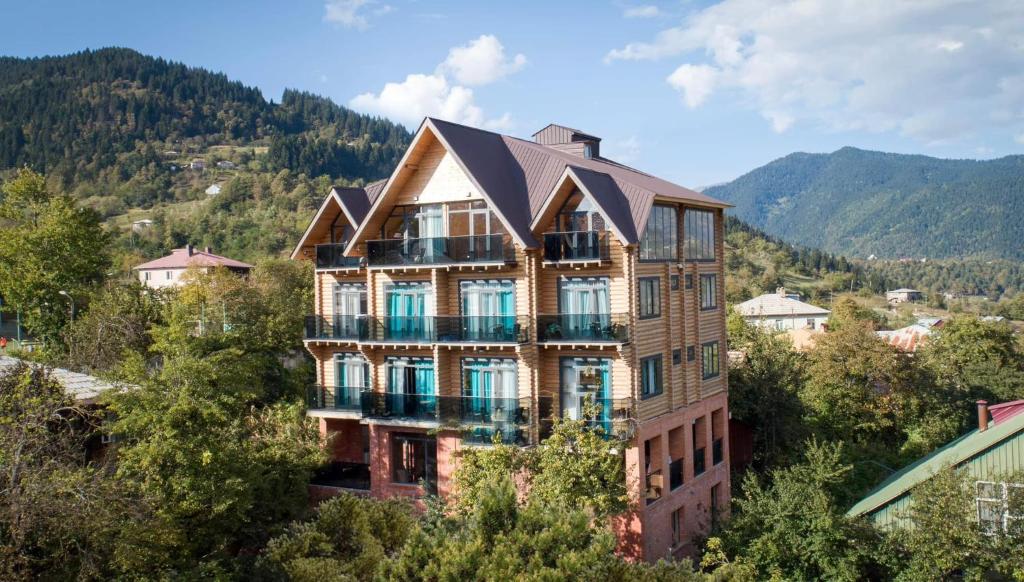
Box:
[3,0,1022,186]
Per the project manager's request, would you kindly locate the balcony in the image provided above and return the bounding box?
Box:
[361,391,439,421]
[304,315,367,341]
[435,315,529,343]
[315,243,364,269]
[307,385,364,412]
[543,231,610,263]
[537,396,634,440]
[535,313,629,343]
[363,316,436,343]
[359,392,531,433]
[365,234,514,267]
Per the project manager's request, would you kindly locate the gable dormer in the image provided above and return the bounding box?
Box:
[532,124,601,159]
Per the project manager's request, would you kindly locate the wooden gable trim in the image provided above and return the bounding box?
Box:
[290,188,345,260]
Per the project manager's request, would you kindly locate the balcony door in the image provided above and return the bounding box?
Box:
[333,353,368,408]
[385,282,434,340]
[386,357,436,418]
[460,280,515,341]
[462,358,517,423]
[560,357,612,431]
[333,283,366,337]
[449,201,506,260]
[558,277,611,337]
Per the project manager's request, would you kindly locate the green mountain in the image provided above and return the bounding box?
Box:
[0,47,410,190]
[706,147,1024,261]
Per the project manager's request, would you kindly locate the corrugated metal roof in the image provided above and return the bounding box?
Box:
[734,293,831,317]
[0,356,126,404]
[876,324,932,352]
[848,406,1024,518]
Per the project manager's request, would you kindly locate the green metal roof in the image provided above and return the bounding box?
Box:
[848,411,1024,518]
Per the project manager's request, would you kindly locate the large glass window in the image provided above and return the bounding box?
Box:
[702,342,720,380]
[385,357,435,396]
[333,353,368,407]
[448,200,508,238]
[385,282,434,339]
[333,283,367,336]
[639,204,678,261]
[560,357,612,430]
[639,277,661,319]
[700,275,718,310]
[391,433,437,492]
[555,190,607,232]
[684,209,716,261]
[462,358,518,422]
[640,355,663,399]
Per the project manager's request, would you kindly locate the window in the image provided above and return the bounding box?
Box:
[462,358,518,423]
[640,355,663,399]
[684,209,716,261]
[807,318,816,330]
[700,275,718,310]
[684,274,693,289]
[391,433,437,493]
[702,342,720,379]
[668,426,685,490]
[693,417,707,477]
[712,408,725,466]
[672,349,682,365]
[977,481,1024,536]
[671,507,684,548]
[639,204,678,261]
[671,274,680,290]
[687,346,695,362]
[144,272,151,281]
[165,270,172,280]
[639,277,661,319]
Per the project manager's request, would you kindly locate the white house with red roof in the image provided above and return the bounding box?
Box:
[133,244,253,289]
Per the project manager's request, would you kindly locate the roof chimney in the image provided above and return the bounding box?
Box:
[204,246,212,254]
[532,124,601,159]
[777,287,786,297]
[185,244,194,256]
[977,400,990,431]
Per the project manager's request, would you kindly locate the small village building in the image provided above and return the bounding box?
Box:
[734,287,831,331]
[190,159,206,171]
[886,288,923,304]
[130,219,154,233]
[205,183,222,196]
[216,160,235,169]
[849,400,1024,532]
[133,245,253,289]
[877,324,933,352]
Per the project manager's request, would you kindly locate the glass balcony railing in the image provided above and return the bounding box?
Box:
[315,243,364,269]
[543,231,610,262]
[307,385,364,411]
[535,313,629,343]
[359,392,531,431]
[435,315,529,343]
[537,396,634,440]
[304,315,367,340]
[361,391,439,421]
[365,234,514,267]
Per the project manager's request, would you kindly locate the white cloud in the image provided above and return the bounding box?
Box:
[324,0,391,30]
[667,64,717,108]
[349,36,525,129]
[606,0,1024,140]
[624,5,660,18]
[439,35,527,86]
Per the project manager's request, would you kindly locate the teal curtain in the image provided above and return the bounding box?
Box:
[386,284,431,339]
[599,363,612,432]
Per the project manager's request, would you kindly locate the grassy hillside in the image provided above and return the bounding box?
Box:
[707,147,1024,261]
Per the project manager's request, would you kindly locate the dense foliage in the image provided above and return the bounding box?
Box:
[708,146,1024,261]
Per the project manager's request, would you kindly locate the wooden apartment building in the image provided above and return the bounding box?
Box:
[291,118,731,561]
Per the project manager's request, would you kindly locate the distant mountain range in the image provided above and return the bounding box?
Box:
[705,147,1024,261]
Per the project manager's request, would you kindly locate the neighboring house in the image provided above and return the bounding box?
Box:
[133,245,253,289]
[886,288,923,304]
[205,183,222,196]
[216,160,236,169]
[190,159,205,171]
[0,355,128,460]
[734,288,831,332]
[130,219,154,233]
[849,400,1024,532]
[291,118,732,562]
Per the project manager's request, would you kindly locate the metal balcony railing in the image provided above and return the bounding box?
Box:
[363,316,437,342]
[315,243,364,269]
[537,396,635,440]
[543,231,610,262]
[535,313,629,343]
[435,315,529,343]
[307,385,365,411]
[304,315,368,341]
[365,234,514,267]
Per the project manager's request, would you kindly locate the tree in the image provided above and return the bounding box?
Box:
[451,405,628,519]
[920,316,1024,406]
[0,362,130,580]
[259,493,415,581]
[0,168,111,344]
[727,319,807,470]
[721,440,876,581]
[61,282,163,373]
